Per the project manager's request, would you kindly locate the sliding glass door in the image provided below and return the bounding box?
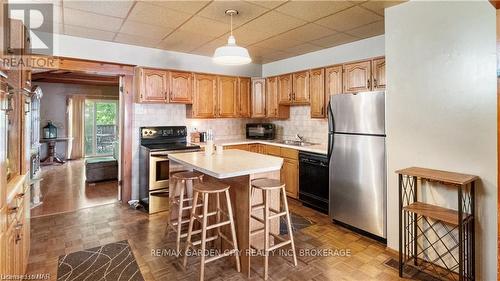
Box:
[84,99,118,157]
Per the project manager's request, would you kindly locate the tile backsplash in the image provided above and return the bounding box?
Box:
[272,106,328,144]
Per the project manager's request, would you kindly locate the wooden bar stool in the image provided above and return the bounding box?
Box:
[166,171,204,255]
[250,178,297,280]
[183,181,241,281]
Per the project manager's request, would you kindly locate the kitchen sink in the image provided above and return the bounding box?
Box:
[274,140,318,146]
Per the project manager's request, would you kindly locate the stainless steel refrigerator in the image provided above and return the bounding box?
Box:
[328,91,387,240]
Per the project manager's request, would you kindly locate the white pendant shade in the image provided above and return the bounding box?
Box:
[213,35,252,65]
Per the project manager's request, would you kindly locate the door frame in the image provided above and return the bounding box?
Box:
[32,55,135,202]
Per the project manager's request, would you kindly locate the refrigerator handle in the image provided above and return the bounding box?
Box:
[327,100,334,133]
[328,133,334,159]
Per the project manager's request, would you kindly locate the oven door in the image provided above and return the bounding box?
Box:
[149,154,170,190]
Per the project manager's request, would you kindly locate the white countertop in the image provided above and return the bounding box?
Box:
[198,139,328,155]
[168,149,284,179]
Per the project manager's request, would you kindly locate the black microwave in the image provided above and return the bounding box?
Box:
[246,123,275,140]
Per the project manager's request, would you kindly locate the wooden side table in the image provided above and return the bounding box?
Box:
[40,137,72,165]
[397,167,478,281]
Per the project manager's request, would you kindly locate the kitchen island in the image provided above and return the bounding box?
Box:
[168,149,284,276]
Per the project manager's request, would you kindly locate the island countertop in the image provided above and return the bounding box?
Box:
[168,149,284,178]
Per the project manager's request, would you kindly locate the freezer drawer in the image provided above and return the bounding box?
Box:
[329,133,386,238]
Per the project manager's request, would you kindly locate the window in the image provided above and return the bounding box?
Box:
[84,99,118,157]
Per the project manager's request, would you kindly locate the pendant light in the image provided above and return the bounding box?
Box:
[213,9,252,65]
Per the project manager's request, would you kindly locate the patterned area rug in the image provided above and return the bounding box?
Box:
[57,240,144,281]
[280,212,315,235]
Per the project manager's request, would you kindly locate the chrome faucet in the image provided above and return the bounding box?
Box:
[296,134,305,142]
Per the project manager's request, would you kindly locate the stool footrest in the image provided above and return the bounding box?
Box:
[181,203,203,211]
[269,211,287,220]
[205,249,239,264]
[189,235,219,247]
[250,215,265,224]
[207,220,231,230]
[250,227,265,236]
[251,204,265,212]
[169,217,190,226]
[268,240,292,251]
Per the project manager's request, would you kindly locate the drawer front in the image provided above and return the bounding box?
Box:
[280,147,298,160]
[224,144,249,151]
[265,145,281,157]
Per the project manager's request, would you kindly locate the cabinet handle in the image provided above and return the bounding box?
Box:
[15,234,21,244]
[374,79,378,88]
[15,223,23,230]
[16,193,25,199]
[367,79,371,89]
[321,107,324,115]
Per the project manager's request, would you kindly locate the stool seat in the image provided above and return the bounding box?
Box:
[172,171,204,181]
[251,178,285,190]
[194,182,230,193]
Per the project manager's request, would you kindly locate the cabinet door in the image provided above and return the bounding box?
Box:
[169,71,192,104]
[309,68,325,118]
[292,71,310,103]
[217,76,238,117]
[372,57,386,90]
[278,74,292,104]
[140,69,168,102]
[281,158,298,198]
[251,78,266,118]
[326,65,343,96]
[193,74,217,118]
[266,77,279,118]
[343,60,371,93]
[224,144,249,151]
[0,84,7,209]
[248,144,259,153]
[238,77,251,117]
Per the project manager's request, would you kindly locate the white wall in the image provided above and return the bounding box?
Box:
[37,82,118,158]
[51,34,262,77]
[385,1,497,280]
[261,35,385,77]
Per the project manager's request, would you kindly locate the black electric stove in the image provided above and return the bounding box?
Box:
[139,126,200,213]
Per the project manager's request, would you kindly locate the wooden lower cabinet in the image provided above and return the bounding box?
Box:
[224,144,249,151]
[281,158,299,198]
[1,178,30,277]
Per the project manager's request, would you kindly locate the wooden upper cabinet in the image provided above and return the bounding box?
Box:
[192,74,217,118]
[137,68,168,103]
[217,76,238,118]
[372,57,386,90]
[238,77,251,118]
[292,71,310,104]
[251,78,266,118]
[326,65,343,96]
[309,68,326,118]
[343,60,371,93]
[266,77,289,119]
[169,71,192,104]
[278,74,292,104]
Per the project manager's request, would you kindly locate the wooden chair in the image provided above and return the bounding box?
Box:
[183,181,241,281]
[249,178,297,280]
[166,171,204,255]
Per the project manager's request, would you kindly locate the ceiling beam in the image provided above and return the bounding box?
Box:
[31,55,135,76]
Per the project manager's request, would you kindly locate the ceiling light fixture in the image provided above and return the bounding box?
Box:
[213,9,252,65]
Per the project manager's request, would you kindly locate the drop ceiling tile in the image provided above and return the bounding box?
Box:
[120,20,173,40]
[277,23,337,43]
[160,30,215,52]
[240,11,307,37]
[114,33,162,48]
[64,24,116,41]
[247,45,278,57]
[276,0,354,22]
[64,8,124,32]
[262,49,295,61]
[345,20,384,39]
[63,0,134,18]
[128,2,192,29]
[311,32,358,48]
[315,5,382,32]
[251,36,303,51]
[229,26,274,45]
[191,38,227,56]
[198,1,269,27]
[148,0,210,14]
[245,0,287,9]
[286,43,323,55]
[178,15,230,38]
[361,0,406,16]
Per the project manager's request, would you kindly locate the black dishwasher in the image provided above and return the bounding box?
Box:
[299,151,329,214]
